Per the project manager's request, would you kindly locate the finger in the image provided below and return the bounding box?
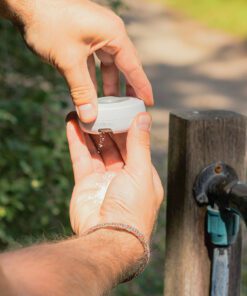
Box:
[92,133,124,171]
[105,37,153,105]
[101,62,120,97]
[87,54,98,93]
[126,112,152,174]
[66,116,93,183]
[62,60,98,123]
[96,50,120,96]
[84,134,105,173]
[111,132,127,163]
[126,78,137,98]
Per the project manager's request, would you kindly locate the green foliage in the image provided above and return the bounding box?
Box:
[0,20,73,246]
[163,0,247,37]
[106,0,125,11]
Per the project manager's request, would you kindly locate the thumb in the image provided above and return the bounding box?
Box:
[126,112,152,173]
[62,61,98,123]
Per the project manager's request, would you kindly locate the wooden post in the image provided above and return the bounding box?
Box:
[164,110,247,296]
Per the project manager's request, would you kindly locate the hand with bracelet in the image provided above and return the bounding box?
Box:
[0,112,163,295]
[0,0,163,295]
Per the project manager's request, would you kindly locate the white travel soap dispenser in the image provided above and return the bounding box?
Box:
[79,96,146,134]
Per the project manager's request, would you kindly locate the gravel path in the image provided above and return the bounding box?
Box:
[122,0,247,161]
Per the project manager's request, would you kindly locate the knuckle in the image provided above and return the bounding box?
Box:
[100,55,114,66]
[128,64,142,77]
[70,85,95,105]
[114,15,125,31]
[137,135,151,149]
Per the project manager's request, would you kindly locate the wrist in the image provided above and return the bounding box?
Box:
[81,229,145,287]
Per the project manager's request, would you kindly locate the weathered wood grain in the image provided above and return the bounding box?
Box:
[164,110,247,296]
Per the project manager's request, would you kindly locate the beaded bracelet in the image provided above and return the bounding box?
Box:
[83,223,150,282]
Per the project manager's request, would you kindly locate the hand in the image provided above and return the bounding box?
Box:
[66,112,163,241]
[3,0,153,122]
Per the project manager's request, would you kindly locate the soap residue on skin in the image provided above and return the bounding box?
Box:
[93,172,116,203]
[77,131,117,207]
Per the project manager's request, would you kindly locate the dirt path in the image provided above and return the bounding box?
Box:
[122,0,247,161]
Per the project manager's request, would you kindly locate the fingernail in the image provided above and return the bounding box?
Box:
[137,114,152,131]
[76,104,96,123]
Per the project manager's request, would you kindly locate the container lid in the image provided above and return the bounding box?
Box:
[79,96,146,134]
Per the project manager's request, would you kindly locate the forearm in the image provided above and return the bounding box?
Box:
[0,230,144,296]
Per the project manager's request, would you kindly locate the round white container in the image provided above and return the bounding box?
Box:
[79,96,146,134]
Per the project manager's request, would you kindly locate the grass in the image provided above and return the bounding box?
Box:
[154,0,247,37]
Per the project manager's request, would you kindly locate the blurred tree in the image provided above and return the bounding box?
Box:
[0,0,124,246]
[0,20,72,246]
